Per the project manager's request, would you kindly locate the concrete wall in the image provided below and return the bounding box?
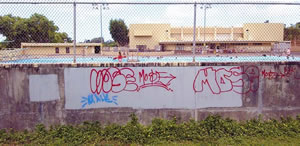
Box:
[1,62,300,130]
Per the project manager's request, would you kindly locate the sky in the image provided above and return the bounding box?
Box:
[0,0,299,43]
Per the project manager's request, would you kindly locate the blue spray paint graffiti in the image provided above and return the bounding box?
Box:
[81,93,118,108]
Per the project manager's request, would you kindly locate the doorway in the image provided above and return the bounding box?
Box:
[94,46,101,54]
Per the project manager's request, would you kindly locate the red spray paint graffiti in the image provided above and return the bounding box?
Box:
[193,66,260,94]
[138,69,176,91]
[89,66,298,95]
[90,67,176,94]
[261,67,300,79]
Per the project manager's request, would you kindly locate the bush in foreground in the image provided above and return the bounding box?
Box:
[1,114,300,145]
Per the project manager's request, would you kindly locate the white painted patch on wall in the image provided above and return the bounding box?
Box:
[29,74,60,102]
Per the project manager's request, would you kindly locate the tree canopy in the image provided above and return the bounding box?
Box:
[0,13,71,48]
[84,37,117,47]
[109,19,129,46]
[104,40,117,47]
[88,37,104,43]
[284,23,300,41]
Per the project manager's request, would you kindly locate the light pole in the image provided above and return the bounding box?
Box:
[200,4,211,52]
[92,3,109,45]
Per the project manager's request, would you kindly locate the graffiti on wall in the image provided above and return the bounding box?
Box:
[193,66,259,94]
[89,67,176,94]
[64,67,246,109]
[76,67,176,108]
[193,66,300,95]
[81,93,118,108]
[261,66,300,80]
[64,66,299,109]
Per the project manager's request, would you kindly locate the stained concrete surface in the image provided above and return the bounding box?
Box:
[0,62,300,130]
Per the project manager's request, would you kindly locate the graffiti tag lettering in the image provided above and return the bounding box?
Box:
[90,67,176,94]
[81,93,118,108]
[138,69,176,91]
[193,66,259,94]
[261,67,299,79]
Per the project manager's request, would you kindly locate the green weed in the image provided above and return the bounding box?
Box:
[1,114,300,145]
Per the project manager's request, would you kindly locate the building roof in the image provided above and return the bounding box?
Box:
[21,43,102,47]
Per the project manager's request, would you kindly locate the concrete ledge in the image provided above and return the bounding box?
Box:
[1,61,300,68]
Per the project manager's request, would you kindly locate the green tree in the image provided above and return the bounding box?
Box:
[85,37,117,47]
[90,37,104,43]
[54,32,72,43]
[109,19,129,46]
[0,14,28,48]
[0,13,70,48]
[104,40,117,47]
[296,22,300,29]
[284,23,300,41]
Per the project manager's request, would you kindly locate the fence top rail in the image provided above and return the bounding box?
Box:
[0,1,300,5]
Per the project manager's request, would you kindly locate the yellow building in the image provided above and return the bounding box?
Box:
[129,23,284,53]
[19,23,284,57]
[21,43,102,56]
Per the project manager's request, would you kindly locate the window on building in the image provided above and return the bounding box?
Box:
[253,43,262,46]
[175,44,184,50]
[220,43,226,47]
[161,45,165,52]
[55,47,59,53]
[94,46,101,54]
[136,45,147,52]
[210,44,216,49]
[66,47,70,53]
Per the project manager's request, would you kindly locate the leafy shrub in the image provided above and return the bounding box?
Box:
[1,114,300,145]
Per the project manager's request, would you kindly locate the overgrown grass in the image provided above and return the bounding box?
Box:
[1,114,300,145]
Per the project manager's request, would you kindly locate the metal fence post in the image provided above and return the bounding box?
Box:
[193,2,198,121]
[73,2,77,63]
[192,2,197,62]
[100,4,103,53]
[203,5,206,51]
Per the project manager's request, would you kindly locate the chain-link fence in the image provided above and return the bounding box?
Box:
[0,0,300,64]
